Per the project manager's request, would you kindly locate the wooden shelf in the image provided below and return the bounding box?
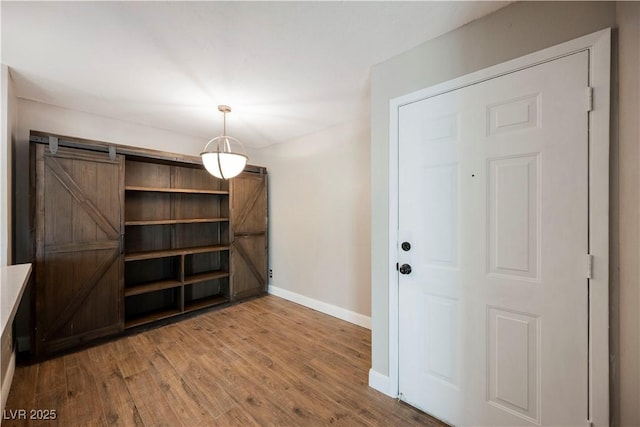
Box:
[184,270,229,285]
[125,272,229,296]
[125,245,230,262]
[184,294,229,313]
[125,279,181,297]
[125,218,229,226]
[125,308,182,329]
[125,185,228,195]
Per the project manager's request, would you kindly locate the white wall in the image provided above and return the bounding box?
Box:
[0,65,16,267]
[249,118,371,327]
[370,2,639,426]
[17,98,207,155]
[1,65,19,416]
[615,3,640,425]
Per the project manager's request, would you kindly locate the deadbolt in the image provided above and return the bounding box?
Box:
[401,242,411,251]
[399,264,412,275]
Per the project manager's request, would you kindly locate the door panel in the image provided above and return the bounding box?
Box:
[398,51,588,426]
[487,306,540,422]
[230,170,268,300]
[232,234,268,299]
[488,155,539,279]
[34,144,124,355]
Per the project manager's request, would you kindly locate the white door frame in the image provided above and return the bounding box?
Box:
[388,28,610,425]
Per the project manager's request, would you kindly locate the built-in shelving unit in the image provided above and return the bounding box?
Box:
[30,130,269,357]
[124,157,231,329]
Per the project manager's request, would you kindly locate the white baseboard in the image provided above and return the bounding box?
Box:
[1,350,16,415]
[268,285,371,329]
[368,369,393,397]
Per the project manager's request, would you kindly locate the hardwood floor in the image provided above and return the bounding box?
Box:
[4,295,446,426]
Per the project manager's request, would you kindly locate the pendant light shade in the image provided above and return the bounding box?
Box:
[200,105,248,180]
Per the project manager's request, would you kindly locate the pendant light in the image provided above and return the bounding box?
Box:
[200,105,248,180]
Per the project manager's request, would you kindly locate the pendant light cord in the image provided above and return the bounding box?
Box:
[217,109,227,180]
[222,110,227,136]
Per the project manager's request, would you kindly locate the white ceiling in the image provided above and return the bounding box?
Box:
[2,1,509,149]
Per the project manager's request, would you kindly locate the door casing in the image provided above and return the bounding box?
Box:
[387,28,610,425]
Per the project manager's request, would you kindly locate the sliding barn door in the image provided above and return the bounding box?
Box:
[33,144,124,355]
[230,169,268,300]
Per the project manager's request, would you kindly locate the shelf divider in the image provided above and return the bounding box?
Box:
[125,185,228,195]
[125,218,229,226]
[184,294,229,313]
[125,245,230,262]
[183,270,230,285]
[125,279,182,297]
[125,308,182,329]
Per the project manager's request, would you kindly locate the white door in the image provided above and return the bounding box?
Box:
[398,51,589,426]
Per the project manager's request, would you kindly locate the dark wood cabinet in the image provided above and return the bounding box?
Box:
[30,132,268,356]
[32,144,124,355]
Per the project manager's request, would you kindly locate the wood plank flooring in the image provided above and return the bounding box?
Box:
[4,295,446,426]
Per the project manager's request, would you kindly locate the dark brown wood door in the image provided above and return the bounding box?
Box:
[230,169,268,300]
[33,144,124,355]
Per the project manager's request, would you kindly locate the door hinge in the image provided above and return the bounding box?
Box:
[586,420,594,427]
[586,254,594,279]
[587,86,594,112]
[48,136,58,155]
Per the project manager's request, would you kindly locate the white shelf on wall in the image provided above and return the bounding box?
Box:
[1,263,32,335]
[1,263,32,413]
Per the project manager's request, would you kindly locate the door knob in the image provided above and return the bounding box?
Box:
[399,264,412,275]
